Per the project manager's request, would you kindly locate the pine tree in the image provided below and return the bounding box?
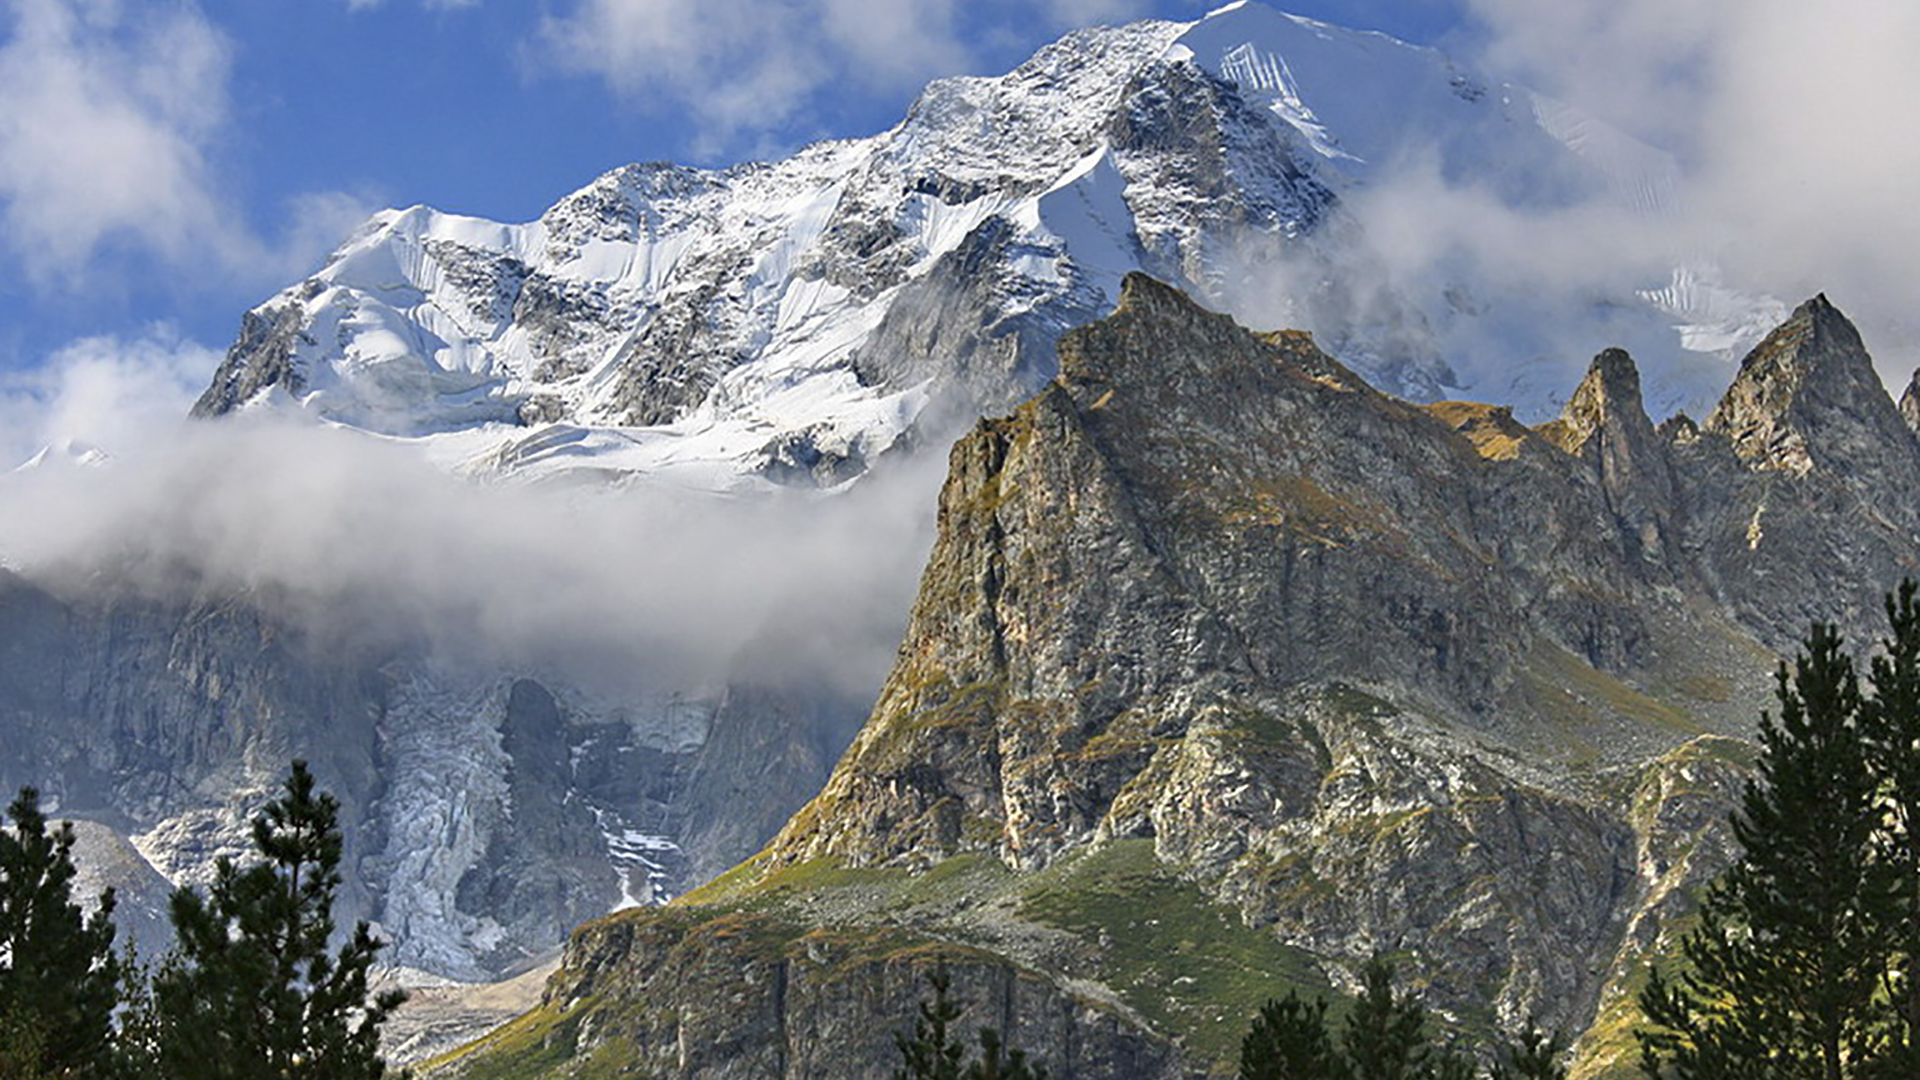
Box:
[151,761,405,1080]
[1638,622,1889,1079]
[1240,990,1343,1080]
[1490,1022,1567,1080]
[895,963,1047,1080]
[964,1027,1048,1080]
[1861,578,1920,1074]
[0,787,121,1078]
[0,1007,50,1080]
[1342,959,1472,1080]
[895,964,967,1080]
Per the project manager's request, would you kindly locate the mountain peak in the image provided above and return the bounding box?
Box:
[189,1,1761,489]
[1899,368,1920,438]
[1064,271,1364,401]
[1705,294,1910,475]
[1539,346,1675,562]
[1550,347,1652,456]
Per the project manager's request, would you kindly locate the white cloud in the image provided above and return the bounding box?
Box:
[1217,0,1920,403]
[0,328,213,468]
[0,0,237,282]
[0,411,941,700]
[0,0,372,292]
[1454,0,1920,371]
[533,0,1152,150]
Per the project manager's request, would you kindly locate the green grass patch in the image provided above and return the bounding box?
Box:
[426,1004,588,1080]
[1017,839,1331,1070]
[1516,641,1713,764]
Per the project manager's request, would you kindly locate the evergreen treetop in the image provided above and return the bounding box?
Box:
[151,760,405,1080]
[1638,597,1920,1079]
[0,786,121,1079]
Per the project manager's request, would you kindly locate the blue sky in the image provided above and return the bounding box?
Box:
[0,0,1468,381]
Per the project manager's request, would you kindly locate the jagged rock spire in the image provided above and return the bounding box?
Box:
[1705,294,1913,476]
[1552,348,1656,456]
[1543,347,1674,564]
[1900,369,1920,439]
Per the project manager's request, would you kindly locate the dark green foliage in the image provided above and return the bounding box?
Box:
[895,964,967,1080]
[1240,991,1340,1080]
[1238,959,1547,1080]
[1638,604,1920,1079]
[1341,959,1474,1080]
[0,787,121,1078]
[0,1005,51,1080]
[1489,1023,1567,1080]
[895,963,1048,1080]
[965,1027,1048,1080]
[1342,959,1434,1080]
[151,761,406,1080]
[1862,579,1920,1070]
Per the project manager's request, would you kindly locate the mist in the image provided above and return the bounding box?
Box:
[1215,0,1920,418]
[0,401,947,706]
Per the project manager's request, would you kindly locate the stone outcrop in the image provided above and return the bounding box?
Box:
[439,912,1186,1080]
[440,277,1920,1079]
[1704,294,1917,479]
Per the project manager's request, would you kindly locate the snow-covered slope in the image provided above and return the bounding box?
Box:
[196,2,1772,485]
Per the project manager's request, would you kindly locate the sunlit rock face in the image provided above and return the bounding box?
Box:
[441,279,1920,1080]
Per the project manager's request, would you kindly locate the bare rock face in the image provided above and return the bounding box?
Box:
[439,913,1189,1080]
[1541,347,1677,566]
[0,573,857,980]
[1705,294,1919,481]
[191,290,317,418]
[1901,369,1920,438]
[445,277,1920,1080]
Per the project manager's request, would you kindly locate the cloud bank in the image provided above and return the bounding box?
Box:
[0,390,942,703]
[0,327,211,467]
[1209,0,1920,414]
[0,0,370,293]
[1472,0,1920,308]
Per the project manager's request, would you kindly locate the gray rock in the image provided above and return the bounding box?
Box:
[0,570,858,980]
[468,277,1920,1078]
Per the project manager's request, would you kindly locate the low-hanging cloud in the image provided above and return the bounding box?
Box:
[0,327,213,467]
[1378,0,1916,393]
[0,0,372,293]
[1214,0,1920,417]
[1470,0,1920,306]
[0,387,946,705]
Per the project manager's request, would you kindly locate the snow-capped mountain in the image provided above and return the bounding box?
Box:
[196,1,1770,489]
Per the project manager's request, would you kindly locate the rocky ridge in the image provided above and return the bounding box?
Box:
[46,2,1776,983]
[436,277,1920,1080]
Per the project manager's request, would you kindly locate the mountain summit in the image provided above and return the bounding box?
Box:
[435,279,1920,1079]
[195,3,1752,489]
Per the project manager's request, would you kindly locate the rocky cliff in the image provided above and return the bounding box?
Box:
[437,276,1920,1079]
[0,574,861,979]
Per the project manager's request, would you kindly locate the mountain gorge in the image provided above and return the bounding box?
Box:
[436,276,1920,1079]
